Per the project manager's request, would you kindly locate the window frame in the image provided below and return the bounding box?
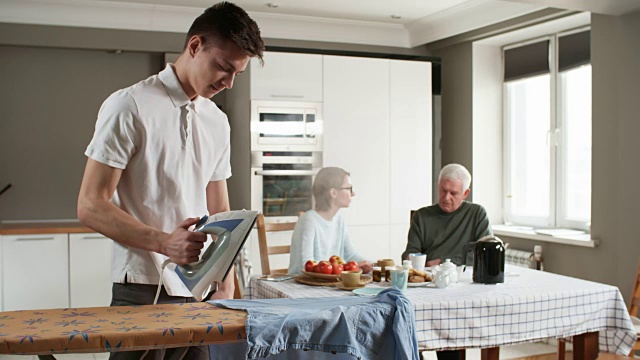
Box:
[502,27,591,231]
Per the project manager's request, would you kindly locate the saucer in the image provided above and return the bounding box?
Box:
[336,283,366,291]
[352,287,384,296]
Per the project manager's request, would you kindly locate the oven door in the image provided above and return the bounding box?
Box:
[251,152,321,222]
[250,100,323,152]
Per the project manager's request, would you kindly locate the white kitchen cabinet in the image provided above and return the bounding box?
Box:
[323,57,432,264]
[1,233,69,310]
[389,60,433,225]
[389,224,411,263]
[250,52,323,101]
[348,225,390,264]
[323,55,391,226]
[69,233,113,307]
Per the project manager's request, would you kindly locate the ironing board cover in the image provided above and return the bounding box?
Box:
[0,303,246,355]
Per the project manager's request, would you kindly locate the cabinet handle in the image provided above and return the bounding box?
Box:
[255,170,317,176]
[16,236,55,241]
[270,95,304,99]
[80,236,106,240]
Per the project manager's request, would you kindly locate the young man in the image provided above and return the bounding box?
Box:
[77,2,264,358]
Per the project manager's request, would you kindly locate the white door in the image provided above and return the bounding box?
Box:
[2,234,69,310]
[323,55,391,226]
[69,233,113,307]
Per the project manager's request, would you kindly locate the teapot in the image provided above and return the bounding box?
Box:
[462,235,505,284]
[432,259,458,288]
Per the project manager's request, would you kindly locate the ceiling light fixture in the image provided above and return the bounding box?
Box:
[266,3,279,8]
[390,15,402,19]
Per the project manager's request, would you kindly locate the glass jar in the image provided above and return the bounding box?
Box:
[372,266,382,282]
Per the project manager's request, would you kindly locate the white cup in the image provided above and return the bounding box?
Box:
[409,253,427,272]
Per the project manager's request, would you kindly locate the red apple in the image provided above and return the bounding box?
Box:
[332,263,344,275]
[316,261,333,275]
[343,261,359,272]
[304,260,317,273]
[329,255,344,265]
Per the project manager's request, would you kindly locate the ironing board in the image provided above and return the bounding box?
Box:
[0,303,246,356]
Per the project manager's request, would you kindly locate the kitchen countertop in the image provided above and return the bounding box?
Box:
[0,221,95,235]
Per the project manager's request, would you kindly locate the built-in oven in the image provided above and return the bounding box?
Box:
[250,100,323,152]
[251,151,322,222]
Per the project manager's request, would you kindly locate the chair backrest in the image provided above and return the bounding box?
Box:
[256,213,297,275]
[630,259,640,317]
[233,272,242,299]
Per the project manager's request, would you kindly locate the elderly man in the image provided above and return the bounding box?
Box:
[402,163,491,360]
[402,163,492,267]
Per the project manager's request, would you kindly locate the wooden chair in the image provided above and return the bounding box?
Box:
[558,259,640,359]
[263,192,287,217]
[233,272,242,299]
[256,213,297,275]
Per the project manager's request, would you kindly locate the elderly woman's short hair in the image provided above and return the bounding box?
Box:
[313,167,350,211]
[438,163,471,191]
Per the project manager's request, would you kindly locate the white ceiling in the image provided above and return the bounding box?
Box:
[1,0,639,48]
[102,0,473,24]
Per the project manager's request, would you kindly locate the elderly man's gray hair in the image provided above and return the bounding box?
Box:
[438,163,472,191]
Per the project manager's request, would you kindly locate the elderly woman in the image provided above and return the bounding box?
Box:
[288,167,373,275]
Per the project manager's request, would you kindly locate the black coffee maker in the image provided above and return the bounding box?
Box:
[462,235,505,284]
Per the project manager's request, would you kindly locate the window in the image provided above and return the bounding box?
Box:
[503,29,591,231]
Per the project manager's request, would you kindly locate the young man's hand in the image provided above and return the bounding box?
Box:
[160,217,207,265]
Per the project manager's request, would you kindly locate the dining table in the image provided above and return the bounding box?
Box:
[1,266,635,360]
[246,265,638,359]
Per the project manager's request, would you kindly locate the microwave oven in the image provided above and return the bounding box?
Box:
[250,100,323,152]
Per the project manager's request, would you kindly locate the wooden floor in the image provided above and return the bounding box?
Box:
[511,353,637,360]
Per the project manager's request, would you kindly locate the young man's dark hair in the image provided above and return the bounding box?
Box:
[185,1,264,65]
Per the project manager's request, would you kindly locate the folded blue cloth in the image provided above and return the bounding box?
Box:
[209,287,419,360]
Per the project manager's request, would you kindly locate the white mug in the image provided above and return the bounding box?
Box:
[409,253,427,272]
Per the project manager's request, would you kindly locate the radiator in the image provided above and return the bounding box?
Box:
[505,245,543,270]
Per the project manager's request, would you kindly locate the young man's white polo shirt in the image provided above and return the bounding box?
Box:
[85,64,231,297]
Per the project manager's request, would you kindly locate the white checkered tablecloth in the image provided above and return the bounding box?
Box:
[245,266,637,354]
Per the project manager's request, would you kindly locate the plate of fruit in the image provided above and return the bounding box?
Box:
[301,255,360,280]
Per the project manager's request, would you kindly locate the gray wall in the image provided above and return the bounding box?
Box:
[432,10,640,302]
[0,45,163,220]
[430,43,474,200]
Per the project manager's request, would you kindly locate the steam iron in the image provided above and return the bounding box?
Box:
[174,210,259,301]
